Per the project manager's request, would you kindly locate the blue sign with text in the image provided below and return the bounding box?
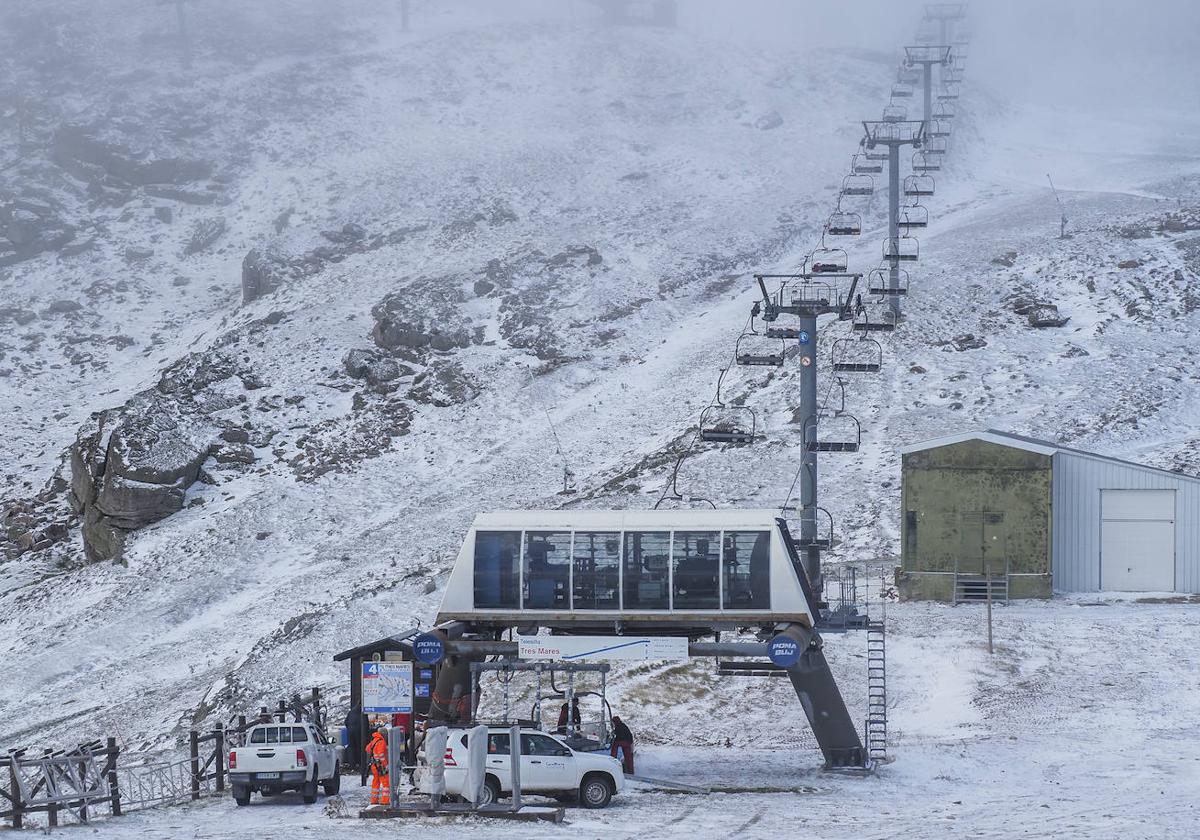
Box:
[767,635,802,668]
[413,633,445,665]
[797,330,811,345]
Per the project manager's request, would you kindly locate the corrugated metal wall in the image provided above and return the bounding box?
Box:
[1052,452,1200,593]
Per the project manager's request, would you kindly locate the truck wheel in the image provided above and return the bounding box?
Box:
[302,768,318,804]
[322,763,341,795]
[479,775,501,806]
[579,774,612,809]
[233,786,250,807]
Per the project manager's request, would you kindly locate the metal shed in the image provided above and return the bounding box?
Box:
[897,430,1200,601]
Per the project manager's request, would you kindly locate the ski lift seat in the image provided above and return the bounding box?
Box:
[899,205,929,230]
[904,175,935,197]
[831,337,883,373]
[699,404,756,445]
[827,211,862,237]
[803,412,862,453]
[868,268,910,296]
[841,174,874,197]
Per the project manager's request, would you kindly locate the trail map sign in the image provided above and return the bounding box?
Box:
[518,635,688,662]
[362,661,414,714]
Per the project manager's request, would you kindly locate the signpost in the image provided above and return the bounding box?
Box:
[517,635,688,662]
[362,661,414,714]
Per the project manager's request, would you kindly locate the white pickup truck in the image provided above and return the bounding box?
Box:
[415,727,625,809]
[228,722,341,806]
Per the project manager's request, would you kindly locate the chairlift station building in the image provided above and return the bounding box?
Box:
[897,431,1200,601]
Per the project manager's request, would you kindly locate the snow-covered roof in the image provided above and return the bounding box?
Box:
[899,429,1200,484]
[898,429,1058,456]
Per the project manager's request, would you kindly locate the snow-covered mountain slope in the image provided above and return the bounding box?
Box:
[2,0,1200,767]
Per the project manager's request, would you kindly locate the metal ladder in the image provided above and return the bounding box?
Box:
[865,620,888,763]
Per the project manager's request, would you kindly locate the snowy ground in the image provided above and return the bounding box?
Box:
[45,598,1200,839]
[3,1,1200,838]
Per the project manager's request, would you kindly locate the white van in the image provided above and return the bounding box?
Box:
[416,727,624,808]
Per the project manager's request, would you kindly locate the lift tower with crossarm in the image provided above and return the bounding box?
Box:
[861,120,926,319]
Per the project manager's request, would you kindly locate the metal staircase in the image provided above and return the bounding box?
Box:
[953,574,1009,604]
[865,620,888,764]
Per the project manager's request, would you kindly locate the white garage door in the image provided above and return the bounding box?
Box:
[1100,490,1176,591]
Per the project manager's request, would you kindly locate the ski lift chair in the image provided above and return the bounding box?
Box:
[891,83,914,99]
[883,104,908,123]
[803,411,862,453]
[784,280,836,309]
[841,174,875,197]
[852,153,883,175]
[735,331,785,367]
[827,211,863,237]
[699,404,757,445]
[765,324,803,339]
[810,247,849,274]
[852,307,898,333]
[883,235,920,262]
[924,137,949,156]
[787,506,835,549]
[911,152,940,175]
[868,267,910,296]
[934,101,956,120]
[903,174,935,197]
[899,204,929,230]
[898,67,922,85]
[831,336,883,373]
[928,119,951,138]
[938,84,961,101]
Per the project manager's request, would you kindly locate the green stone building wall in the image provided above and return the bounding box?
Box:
[897,439,1053,601]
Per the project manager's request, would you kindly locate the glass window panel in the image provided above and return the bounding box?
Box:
[523,532,571,609]
[250,729,265,744]
[487,733,510,754]
[673,531,720,609]
[572,531,621,609]
[623,532,670,609]
[265,727,280,744]
[292,727,308,742]
[723,531,772,610]
[474,531,521,609]
[521,734,565,756]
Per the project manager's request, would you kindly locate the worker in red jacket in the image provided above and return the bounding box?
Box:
[610,716,634,774]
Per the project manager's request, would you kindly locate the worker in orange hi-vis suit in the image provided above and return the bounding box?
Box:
[367,727,390,806]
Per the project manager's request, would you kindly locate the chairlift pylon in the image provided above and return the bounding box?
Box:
[831,336,883,373]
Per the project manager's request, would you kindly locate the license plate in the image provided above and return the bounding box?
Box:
[257,772,280,779]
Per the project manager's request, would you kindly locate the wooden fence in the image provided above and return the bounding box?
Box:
[1,687,325,829]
